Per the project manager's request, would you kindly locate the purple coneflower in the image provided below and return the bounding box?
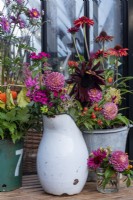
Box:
[95,31,114,43]
[68,26,79,34]
[28,8,40,18]
[74,16,94,28]
[0,17,10,32]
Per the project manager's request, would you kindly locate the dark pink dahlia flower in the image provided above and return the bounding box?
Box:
[87,148,107,170]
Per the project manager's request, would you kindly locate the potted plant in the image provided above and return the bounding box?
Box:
[87,147,133,193]
[23,51,89,195]
[66,16,133,155]
[0,0,41,191]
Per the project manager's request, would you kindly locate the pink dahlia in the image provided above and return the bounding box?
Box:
[45,72,65,92]
[102,102,118,120]
[109,151,129,172]
[87,148,107,170]
[87,88,102,103]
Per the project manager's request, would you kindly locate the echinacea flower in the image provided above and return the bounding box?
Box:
[87,148,107,170]
[15,0,24,4]
[94,50,109,59]
[0,17,10,32]
[87,88,102,103]
[74,16,94,28]
[95,31,114,43]
[68,26,79,34]
[28,8,40,18]
[108,45,128,57]
[102,102,118,120]
[68,61,79,68]
[45,72,65,92]
[109,151,129,172]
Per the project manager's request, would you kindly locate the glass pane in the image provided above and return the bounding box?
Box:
[89,0,122,52]
[0,0,41,83]
[0,0,41,51]
[45,0,84,74]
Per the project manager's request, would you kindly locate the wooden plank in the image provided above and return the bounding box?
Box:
[0,175,133,200]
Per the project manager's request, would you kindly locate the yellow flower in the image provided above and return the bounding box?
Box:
[104,87,121,104]
[40,105,48,113]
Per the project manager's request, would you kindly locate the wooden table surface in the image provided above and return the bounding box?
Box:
[0,175,133,200]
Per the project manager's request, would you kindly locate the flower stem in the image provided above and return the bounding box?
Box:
[114,59,119,87]
[72,35,81,62]
[83,25,90,61]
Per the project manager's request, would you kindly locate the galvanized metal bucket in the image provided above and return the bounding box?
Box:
[83,126,129,153]
[0,140,23,192]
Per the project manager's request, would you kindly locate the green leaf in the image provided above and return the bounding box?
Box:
[8,123,17,134]
[16,107,30,123]
[0,112,7,120]
[93,58,101,66]
[0,128,4,139]
[17,88,30,108]
[104,167,114,179]
[31,69,41,78]
[77,54,85,62]
[126,177,131,187]
[0,101,5,109]
[116,114,129,126]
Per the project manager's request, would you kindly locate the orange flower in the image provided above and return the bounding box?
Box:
[68,61,79,68]
[95,31,114,43]
[108,45,128,57]
[94,50,109,59]
[74,16,94,28]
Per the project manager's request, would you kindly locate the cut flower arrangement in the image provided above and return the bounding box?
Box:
[23,51,80,117]
[87,147,133,189]
[23,16,133,132]
[66,16,132,130]
[0,0,42,143]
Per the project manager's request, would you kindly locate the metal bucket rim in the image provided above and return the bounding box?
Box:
[83,126,129,134]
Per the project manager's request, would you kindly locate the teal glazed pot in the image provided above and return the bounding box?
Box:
[0,140,23,192]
